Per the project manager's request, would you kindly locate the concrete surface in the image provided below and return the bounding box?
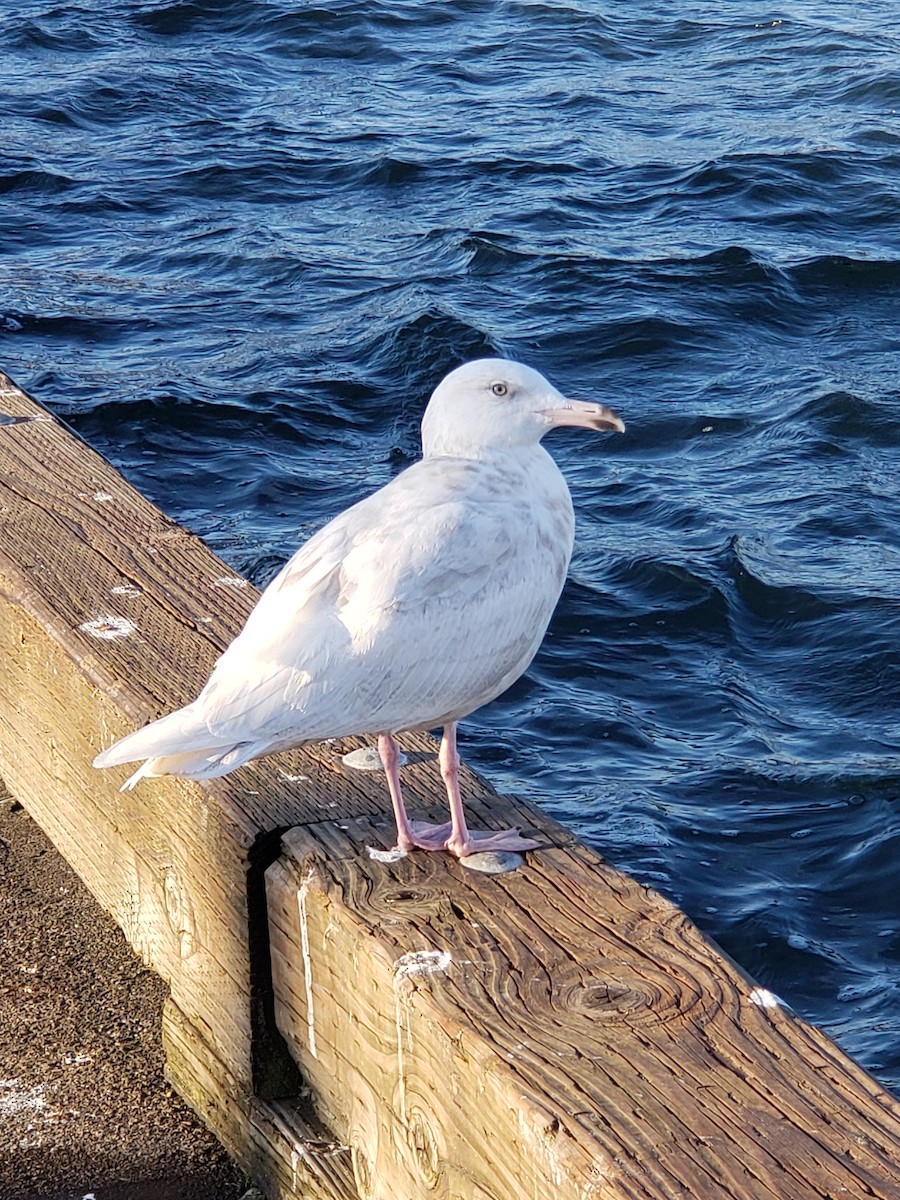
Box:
[0,785,248,1200]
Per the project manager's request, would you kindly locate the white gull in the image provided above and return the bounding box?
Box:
[93,359,624,857]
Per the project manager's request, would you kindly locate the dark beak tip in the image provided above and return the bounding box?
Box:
[599,414,626,434]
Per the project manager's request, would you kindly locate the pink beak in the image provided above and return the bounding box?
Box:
[542,398,625,434]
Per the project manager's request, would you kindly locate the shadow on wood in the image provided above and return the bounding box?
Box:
[1,371,899,1199]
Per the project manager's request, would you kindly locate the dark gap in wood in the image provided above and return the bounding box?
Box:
[247,823,306,1104]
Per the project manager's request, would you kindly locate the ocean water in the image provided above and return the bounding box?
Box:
[2,0,899,1095]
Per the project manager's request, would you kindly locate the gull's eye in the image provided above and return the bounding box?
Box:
[491,381,508,397]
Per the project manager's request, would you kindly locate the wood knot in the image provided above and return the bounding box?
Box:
[572,979,638,1011]
[370,882,448,920]
[408,1106,442,1189]
[551,962,711,1026]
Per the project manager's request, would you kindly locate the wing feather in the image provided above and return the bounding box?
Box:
[99,450,575,768]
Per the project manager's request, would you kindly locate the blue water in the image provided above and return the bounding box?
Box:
[2,1,899,1095]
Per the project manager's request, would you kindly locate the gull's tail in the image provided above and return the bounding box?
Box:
[93,706,261,791]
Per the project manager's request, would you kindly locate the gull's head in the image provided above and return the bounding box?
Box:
[421,358,624,459]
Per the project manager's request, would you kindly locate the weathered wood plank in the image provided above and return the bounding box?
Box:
[267,817,900,1200]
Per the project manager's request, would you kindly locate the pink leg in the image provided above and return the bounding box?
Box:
[439,722,471,854]
[378,733,417,852]
[438,722,539,858]
[379,727,540,857]
[379,732,453,852]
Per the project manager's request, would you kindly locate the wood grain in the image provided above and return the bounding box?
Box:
[267,817,900,1200]
[163,998,357,1200]
[0,372,375,1191]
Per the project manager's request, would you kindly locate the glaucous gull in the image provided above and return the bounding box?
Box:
[93,359,624,857]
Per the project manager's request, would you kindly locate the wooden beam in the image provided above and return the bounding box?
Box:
[2,370,900,1199]
[266,817,900,1200]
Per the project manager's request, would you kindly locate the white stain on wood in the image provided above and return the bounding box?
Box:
[278,768,309,783]
[79,614,136,640]
[392,950,451,1126]
[394,950,452,979]
[748,987,782,1009]
[367,845,407,864]
[297,877,318,1060]
[342,745,407,771]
